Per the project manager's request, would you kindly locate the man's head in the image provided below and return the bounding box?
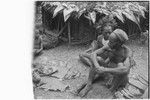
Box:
[35,27,45,38]
[35,29,40,38]
[108,29,128,49]
[102,25,113,40]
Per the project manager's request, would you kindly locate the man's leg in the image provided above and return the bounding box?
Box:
[84,40,99,53]
[79,53,106,67]
[72,53,92,95]
[79,53,93,67]
[78,57,106,97]
[77,53,107,96]
[79,67,96,97]
[109,74,128,93]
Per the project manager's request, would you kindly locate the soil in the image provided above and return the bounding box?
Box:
[33,40,148,99]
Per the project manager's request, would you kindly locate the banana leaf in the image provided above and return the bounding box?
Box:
[63,8,74,22]
[53,4,64,18]
[122,8,140,30]
[112,10,124,23]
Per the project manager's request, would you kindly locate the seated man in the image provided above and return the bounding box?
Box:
[33,29,43,58]
[85,25,113,53]
[76,29,134,97]
[79,25,113,67]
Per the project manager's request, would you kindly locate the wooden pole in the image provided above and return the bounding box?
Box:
[68,20,71,45]
[57,15,60,32]
[58,23,67,36]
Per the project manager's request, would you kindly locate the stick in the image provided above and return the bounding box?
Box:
[68,21,71,45]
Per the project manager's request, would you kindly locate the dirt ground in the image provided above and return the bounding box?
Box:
[33,40,148,99]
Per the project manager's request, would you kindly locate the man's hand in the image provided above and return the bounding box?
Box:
[101,58,131,75]
[95,66,106,74]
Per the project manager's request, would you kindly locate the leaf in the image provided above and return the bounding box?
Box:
[122,9,140,27]
[84,13,91,20]
[63,6,75,22]
[94,7,103,13]
[84,11,96,24]
[69,4,79,14]
[112,10,124,23]
[62,2,68,8]
[135,15,140,23]
[41,2,46,6]
[42,2,49,7]
[46,60,69,79]
[51,2,61,6]
[78,8,86,18]
[139,10,145,18]
[39,77,69,92]
[95,2,107,8]
[64,68,80,80]
[138,5,147,18]
[128,4,139,12]
[112,12,124,23]
[127,3,146,18]
[53,5,64,18]
[89,11,96,24]
[62,3,80,21]
[102,2,107,8]
[101,8,110,15]
[69,4,79,11]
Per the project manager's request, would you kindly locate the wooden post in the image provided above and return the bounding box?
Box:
[68,20,71,45]
[58,23,67,36]
[57,15,60,32]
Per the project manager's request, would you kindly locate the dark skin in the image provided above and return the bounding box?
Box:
[76,35,134,97]
[33,31,43,57]
[78,26,112,69]
[76,26,112,96]
[85,26,112,53]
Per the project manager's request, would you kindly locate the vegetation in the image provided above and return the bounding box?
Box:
[41,2,148,29]
[35,1,148,45]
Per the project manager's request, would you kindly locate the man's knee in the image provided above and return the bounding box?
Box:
[79,53,92,66]
[97,57,105,64]
[79,53,84,60]
[79,53,89,59]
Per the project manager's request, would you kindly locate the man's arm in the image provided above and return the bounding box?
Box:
[125,45,136,67]
[90,45,109,69]
[85,48,93,53]
[102,63,130,74]
[96,56,131,75]
[39,36,43,50]
[96,46,133,74]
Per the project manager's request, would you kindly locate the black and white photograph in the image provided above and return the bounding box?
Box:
[32,1,149,99]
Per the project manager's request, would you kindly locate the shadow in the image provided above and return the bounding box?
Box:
[93,74,106,84]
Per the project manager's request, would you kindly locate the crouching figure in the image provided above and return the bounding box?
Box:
[33,29,43,58]
[76,29,135,97]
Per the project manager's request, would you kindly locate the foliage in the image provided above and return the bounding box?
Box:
[95,15,117,31]
[40,1,148,38]
[41,2,147,22]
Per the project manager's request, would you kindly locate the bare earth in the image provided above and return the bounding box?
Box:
[33,40,148,99]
